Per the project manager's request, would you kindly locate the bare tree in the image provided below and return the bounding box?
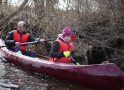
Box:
[0,0,29,27]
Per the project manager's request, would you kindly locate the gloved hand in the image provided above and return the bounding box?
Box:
[63,51,71,57]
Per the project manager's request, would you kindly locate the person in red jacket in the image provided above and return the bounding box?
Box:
[49,27,74,63]
[5,21,44,57]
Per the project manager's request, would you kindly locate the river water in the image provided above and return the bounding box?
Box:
[0,57,99,90]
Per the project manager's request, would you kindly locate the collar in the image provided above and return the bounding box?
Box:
[17,30,27,34]
[58,34,66,42]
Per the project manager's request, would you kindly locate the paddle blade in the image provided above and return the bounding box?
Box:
[76,62,80,65]
[71,35,76,40]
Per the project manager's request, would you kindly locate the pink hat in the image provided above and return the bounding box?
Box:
[62,27,72,37]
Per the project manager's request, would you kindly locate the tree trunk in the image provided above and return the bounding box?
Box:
[4,0,8,7]
[0,0,29,27]
[0,0,2,5]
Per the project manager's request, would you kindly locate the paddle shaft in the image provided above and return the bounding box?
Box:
[20,41,38,45]
[0,46,7,48]
[0,39,55,48]
[20,39,55,45]
[70,55,77,65]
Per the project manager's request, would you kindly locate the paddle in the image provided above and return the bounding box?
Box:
[0,39,55,48]
[70,55,80,65]
[0,46,6,48]
[20,39,55,45]
[70,35,80,65]
[1,35,76,46]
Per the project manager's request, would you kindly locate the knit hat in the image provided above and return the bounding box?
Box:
[62,27,72,37]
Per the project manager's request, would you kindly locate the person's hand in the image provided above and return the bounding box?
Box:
[40,39,44,43]
[63,51,71,57]
[15,42,20,45]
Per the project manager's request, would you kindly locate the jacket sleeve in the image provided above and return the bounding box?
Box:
[27,34,36,42]
[50,41,64,59]
[4,31,15,46]
[28,34,44,43]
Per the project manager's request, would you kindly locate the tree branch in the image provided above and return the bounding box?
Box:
[82,33,124,53]
[0,0,29,27]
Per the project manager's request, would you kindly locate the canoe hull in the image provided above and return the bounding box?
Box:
[0,39,124,90]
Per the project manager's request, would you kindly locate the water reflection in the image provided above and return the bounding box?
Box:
[0,59,98,90]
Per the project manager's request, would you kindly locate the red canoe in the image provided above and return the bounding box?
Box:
[0,39,124,90]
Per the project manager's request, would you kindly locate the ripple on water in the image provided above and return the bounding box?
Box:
[0,58,98,90]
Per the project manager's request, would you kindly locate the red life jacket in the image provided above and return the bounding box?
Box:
[13,30,29,51]
[50,40,74,63]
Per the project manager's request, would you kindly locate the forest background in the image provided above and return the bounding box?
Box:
[0,0,124,72]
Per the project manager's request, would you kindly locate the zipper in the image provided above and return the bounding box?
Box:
[20,33,22,42]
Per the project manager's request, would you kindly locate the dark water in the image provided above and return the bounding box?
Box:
[0,58,98,90]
